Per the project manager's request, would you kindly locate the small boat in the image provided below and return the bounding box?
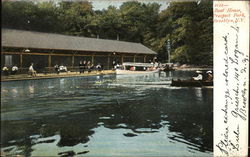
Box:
[115,62,159,75]
[171,79,213,87]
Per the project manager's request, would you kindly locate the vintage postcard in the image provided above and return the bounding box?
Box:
[1,0,249,156]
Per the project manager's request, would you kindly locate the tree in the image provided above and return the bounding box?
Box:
[156,1,212,65]
[99,6,122,40]
[2,0,213,65]
[2,1,38,30]
[57,1,94,36]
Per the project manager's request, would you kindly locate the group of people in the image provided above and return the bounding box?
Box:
[54,64,68,74]
[79,61,103,73]
[2,63,37,77]
[192,70,213,81]
[2,61,213,81]
[2,65,19,75]
[112,61,121,70]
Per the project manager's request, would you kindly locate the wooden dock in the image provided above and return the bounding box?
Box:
[1,70,116,82]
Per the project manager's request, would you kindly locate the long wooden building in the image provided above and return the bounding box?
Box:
[1,29,157,73]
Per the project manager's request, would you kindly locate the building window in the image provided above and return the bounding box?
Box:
[5,55,12,67]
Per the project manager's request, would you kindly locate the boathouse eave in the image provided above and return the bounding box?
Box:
[2,29,157,55]
[1,46,155,56]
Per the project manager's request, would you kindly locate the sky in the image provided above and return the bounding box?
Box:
[9,0,173,11]
[8,0,198,11]
[89,0,170,11]
[82,0,199,11]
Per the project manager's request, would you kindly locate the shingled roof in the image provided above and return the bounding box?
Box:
[2,29,157,55]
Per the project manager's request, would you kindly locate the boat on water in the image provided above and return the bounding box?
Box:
[171,79,213,87]
[115,62,159,75]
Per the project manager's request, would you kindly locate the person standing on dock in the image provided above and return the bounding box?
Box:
[54,64,60,74]
[83,60,87,73]
[29,63,37,77]
[112,61,116,70]
[79,61,84,74]
[87,61,92,73]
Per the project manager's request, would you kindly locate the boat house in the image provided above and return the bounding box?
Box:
[1,29,157,73]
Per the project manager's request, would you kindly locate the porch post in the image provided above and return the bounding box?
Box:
[48,54,51,67]
[91,54,95,65]
[72,54,75,67]
[121,55,124,64]
[107,54,110,70]
[144,55,147,63]
[20,53,23,69]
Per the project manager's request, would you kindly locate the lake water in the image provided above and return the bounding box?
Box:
[1,71,213,157]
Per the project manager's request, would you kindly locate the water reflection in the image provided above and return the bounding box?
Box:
[1,71,213,156]
[29,85,34,94]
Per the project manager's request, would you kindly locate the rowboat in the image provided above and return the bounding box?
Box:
[115,62,159,75]
[171,79,213,87]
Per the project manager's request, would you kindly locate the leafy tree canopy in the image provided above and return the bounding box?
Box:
[2,0,213,65]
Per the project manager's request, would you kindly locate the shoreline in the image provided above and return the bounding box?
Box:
[173,67,213,71]
[1,67,213,82]
[172,65,213,71]
[1,70,115,82]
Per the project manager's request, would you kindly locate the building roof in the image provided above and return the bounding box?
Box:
[2,29,157,55]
